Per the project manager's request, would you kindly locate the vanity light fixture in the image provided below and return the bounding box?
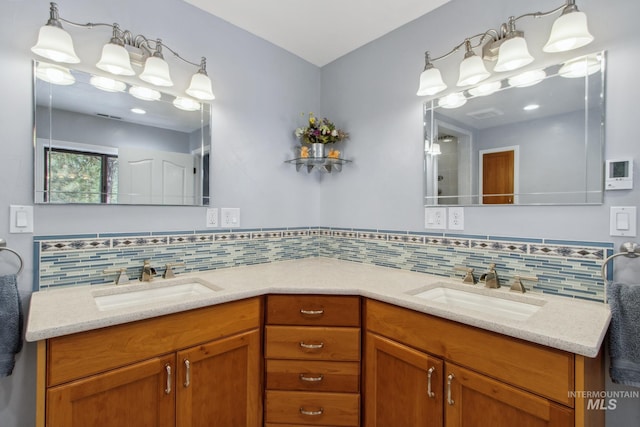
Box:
[31,2,215,101]
[416,0,593,96]
[468,80,502,97]
[523,104,540,111]
[427,143,442,155]
[438,92,467,109]
[173,96,201,112]
[130,108,146,115]
[559,52,601,78]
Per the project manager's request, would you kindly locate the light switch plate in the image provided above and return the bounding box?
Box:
[10,205,34,233]
[221,208,240,228]
[610,206,636,237]
[425,207,446,230]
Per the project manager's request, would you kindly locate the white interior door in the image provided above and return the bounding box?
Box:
[118,147,195,205]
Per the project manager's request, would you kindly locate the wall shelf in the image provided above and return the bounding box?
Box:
[285,157,352,173]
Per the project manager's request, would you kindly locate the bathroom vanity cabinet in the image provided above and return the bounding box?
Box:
[264,295,362,426]
[37,297,262,427]
[364,299,604,427]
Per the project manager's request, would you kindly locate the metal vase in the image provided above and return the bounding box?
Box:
[310,143,325,158]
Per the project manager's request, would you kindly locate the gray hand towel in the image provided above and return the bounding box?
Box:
[0,274,23,377]
[608,282,640,388]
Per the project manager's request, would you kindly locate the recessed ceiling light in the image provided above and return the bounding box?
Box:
[130,108,146,115]
[523,104,540,111]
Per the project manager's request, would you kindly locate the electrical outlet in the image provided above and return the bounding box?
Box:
[205,208,218,228]
[221,208,240,228]
[448,207,464,230]
[425,207,446,230]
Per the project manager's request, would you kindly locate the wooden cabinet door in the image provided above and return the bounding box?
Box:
[47,354,175,427]
[445,363,573,427]
[364,332,443,427]
[176,328,261,427]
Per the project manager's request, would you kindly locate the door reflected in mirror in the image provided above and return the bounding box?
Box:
[34,61,211,206]
[424,51,605,206]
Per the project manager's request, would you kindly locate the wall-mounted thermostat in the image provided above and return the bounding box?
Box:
[605,158,633,190]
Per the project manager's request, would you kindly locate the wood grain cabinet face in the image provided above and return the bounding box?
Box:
[265,295,361,427]
[39,298,262,427]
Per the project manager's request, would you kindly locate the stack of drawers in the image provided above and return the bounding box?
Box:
[264,295,361,427]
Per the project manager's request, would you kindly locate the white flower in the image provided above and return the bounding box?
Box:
[294,128,304,138]
[331,129,338,137]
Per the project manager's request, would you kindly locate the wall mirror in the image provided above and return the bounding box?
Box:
[34,61,211,206]
[424,51,605,206]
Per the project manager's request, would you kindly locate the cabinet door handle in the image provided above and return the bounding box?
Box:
[299,407,324,416]
[299,373,324,382]
[447,373,455,406]
[427,366,436,398]
[300,308,324,316]
[184,359,191,388]
[165,364,172,395]
[299,341,324,350]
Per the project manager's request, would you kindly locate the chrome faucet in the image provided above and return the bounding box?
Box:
[481,263,500,288]
[454,266,477,285]
[163,262,185,279]
[140,260,156,282]
[103,267,130,285]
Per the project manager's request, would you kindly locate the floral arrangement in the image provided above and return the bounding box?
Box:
[294,112,349,144]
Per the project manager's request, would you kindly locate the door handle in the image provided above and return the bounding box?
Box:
[447,373,455,405]
[184,359,191,388]
[427,366,436,398]
[164,364,172,395]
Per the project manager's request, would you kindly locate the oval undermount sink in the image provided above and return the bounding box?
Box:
[409,285,545,321]
[93,278,221,311]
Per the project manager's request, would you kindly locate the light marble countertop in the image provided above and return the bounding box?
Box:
[26,257,611,357]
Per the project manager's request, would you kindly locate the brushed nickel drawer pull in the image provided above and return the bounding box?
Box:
[299,341,324,350]
[300,309,324,316]
[427,366,436,398]
[299,373,324,382]
[184,359,191,388]
[300,407,324,416]
[447,373,455,406]
[164,364,172,395]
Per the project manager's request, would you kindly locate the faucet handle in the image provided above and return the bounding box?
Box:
[163,262,185,279]
[510,274,538,293]
[103,267,130,285]
[454,266,477,285]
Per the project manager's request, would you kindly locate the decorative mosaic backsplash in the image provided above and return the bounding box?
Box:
[34,227,613,302]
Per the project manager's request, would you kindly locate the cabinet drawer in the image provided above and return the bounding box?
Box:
[266,360,360,392]
[265,390,359,426]
[365,299,574,406]
[265,326,360,361]
[47,297,261,387]
[267,295,360,327]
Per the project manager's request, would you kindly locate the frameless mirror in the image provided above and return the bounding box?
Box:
[424,51,605,206]
[34,61,211,205]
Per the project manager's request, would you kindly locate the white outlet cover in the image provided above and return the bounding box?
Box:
[206,208,218,228]
[610,206,636,237]
[425,207,446,230]
[448,207,464,230]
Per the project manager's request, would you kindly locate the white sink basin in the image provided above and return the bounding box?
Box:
[410,286,544,321]
[93,279,221,311]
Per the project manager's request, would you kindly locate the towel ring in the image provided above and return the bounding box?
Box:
[600,242,640,304]
[0,238,23,276]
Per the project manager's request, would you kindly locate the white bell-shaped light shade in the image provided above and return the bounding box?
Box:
[559,54,601,78]
[428,143,442,155]
[186,72,215,100]
[543,11,593,53]
[438,92,467,109]
[139,56,173,87]
[36,62,75,85]
[416,67,447,96]
[173,96,201,111]
[468,81,502,97]
[96,43,135,76]
[31,25,80,64]
[507,69,546,88]
[494,37,534,72]
[457,55,490,87]
[90,76,127,92]
[129,85,162,101]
